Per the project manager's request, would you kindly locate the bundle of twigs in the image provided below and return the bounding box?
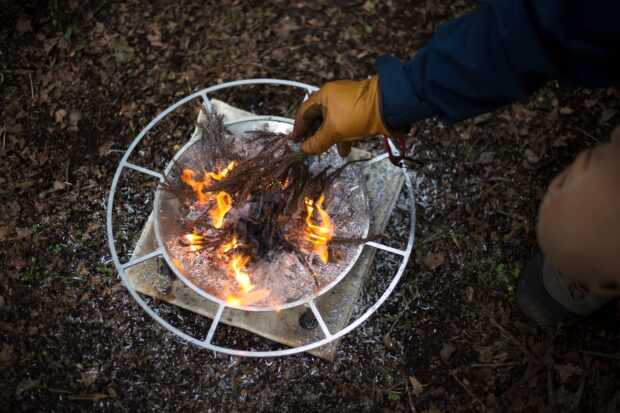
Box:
[163,107,364,267]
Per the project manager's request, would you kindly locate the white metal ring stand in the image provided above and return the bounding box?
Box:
[106,79,416,357]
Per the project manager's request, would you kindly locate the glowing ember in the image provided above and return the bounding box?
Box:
[304,194,334,264]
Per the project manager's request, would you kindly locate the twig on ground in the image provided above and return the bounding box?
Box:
[450,371,484,410]
[404,378,417,413]
[489,318,533,359]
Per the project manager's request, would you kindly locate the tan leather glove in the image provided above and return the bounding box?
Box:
[291,76,391,156]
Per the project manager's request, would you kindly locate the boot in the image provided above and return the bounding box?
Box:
[516,252,613,325]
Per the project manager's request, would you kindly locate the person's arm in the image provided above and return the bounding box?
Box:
[378,0,620,129]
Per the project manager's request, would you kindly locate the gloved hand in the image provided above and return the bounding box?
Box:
[291,76,392,156]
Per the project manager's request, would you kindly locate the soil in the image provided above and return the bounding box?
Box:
[1,1,619,412]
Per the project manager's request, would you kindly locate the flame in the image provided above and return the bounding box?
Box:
[207,160,237,181]
[181,169,209,204]
[209,191,232,229]
[304,194,334,264]
[181,161,237,206]
[229,253,253,293]
[183,232,204,252]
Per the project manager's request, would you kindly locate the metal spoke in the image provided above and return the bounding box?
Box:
[204,304,225,344]
[309,300,332,339]
[358,153,388,169]
[365,241,407,257]
[121,249,162,269]
[200,92,213,112]
[123,162,164,181]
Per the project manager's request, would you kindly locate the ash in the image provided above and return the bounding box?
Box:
[159,128,370,309]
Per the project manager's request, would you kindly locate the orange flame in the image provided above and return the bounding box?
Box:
[229,253,253,293]
[210,191,232,229]
[183,232,204,252]
[181,161,237,206]
[304,194,334,264]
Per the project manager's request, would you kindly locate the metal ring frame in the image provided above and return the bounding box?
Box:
[106,79,416,357]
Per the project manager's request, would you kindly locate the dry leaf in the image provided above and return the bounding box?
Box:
[275,18,299,39]
[53,180,65,191]
[409,376,424,397]
[559,106,574,115]
[423,253,444,270]
[440,343,456,363]
[598,108,617,125]
[15,227,31,240]
[478,151,495,165]
[15,379,39,397]
[16,19,32,33]
[98,140,114,156]
[55,109,68,123]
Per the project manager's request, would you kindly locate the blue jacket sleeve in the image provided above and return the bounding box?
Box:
[376,0,620,129]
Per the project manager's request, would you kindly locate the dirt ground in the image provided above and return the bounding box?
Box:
[1,1,619,411]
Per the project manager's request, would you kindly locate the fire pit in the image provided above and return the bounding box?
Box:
[106,79,416,357]
[154,116,370,311]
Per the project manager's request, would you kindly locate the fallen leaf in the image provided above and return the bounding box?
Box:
[423,253,444,270]
[275,18,299,39]
[464,286,474,302]
[440,343,455,363]
[16,19,32,33]
[478,151,495,165]
[52,180,65,191]
[98,140,114,156]
[55,109,68,123]
[69,110,81,127]
[598,108,617,125]
[524,148,540,164]
[15,379,39,397]
[8,255,27,271]
[86,221,101,233]
[554,364,582,384]
[409,376,424,397]
[559,106,574,115]
[15,227,31,240]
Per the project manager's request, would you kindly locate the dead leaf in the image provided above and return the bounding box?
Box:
[440,343,455,363]
[559,106,574,115]
[8,255,27,271]
[524,148,540,164]
[409,376,424,397]
[15,227,31,240]
[69,110,81,125]
[275,18,299,39]
[478,151,495,165]
[52,180,65,191]
[98,140,114,156]
[86,221,101,233]
[16,18,32,33]
[55,109,68,123]
[554,364,582,384]
[15,379,39,397]
[598,108,617,125]
[423,253,444,270]
[464,286,474,302]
